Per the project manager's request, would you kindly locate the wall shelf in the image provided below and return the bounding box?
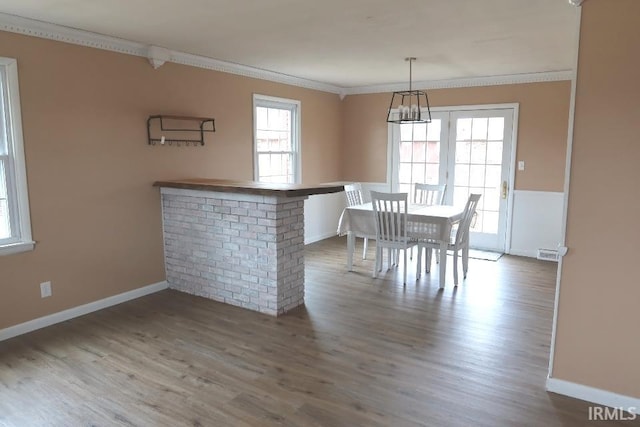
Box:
[147,115,215,146]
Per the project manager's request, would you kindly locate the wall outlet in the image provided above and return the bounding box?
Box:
[518,160,525,171]
[40,281,52,298]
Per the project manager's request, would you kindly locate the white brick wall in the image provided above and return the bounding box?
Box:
[160,188,307,316]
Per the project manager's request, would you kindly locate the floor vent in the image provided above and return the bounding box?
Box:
[537,249,559,262]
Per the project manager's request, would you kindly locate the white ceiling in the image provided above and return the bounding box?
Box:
[0,0,579,88]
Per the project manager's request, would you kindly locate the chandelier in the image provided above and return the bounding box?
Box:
[386,57,432,124]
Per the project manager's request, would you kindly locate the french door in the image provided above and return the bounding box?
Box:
[390,106,515,252]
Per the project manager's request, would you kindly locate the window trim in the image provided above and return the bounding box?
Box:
[0,57,34,256]
[252,94,301,184]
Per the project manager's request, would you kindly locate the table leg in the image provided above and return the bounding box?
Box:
[347,232,355,271]
[439,241,447,289]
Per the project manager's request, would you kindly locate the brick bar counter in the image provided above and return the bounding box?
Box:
[153,179,344,316]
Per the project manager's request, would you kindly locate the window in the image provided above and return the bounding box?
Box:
[0,57,33,256]
[253,94,300,184]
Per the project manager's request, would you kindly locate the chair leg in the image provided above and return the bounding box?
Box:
[425,248,432,273]
[373,246,380,278]
[462,244,469,279]
[403,249,408,285]
[362,238,368,260]
[416,246,422,279]
[453,249,459,286]
[436,248,440,264]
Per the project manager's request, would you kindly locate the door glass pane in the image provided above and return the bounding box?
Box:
[426,141,440,162]
[400,123,413,141]
[399,141,412,162]
[470,141,487,164]
[469,165,486,187]
[411,163,425,183]
[412,141,426,163]
[485,165,501,188]
[399,163,412,183]
[413,123,427,141]
[471,118,488,140]
[455,140,471,163]
[453,186,469,208]
[488,117,505,140]
[483,211,499,234]
[426,120,441,141]
[397,120,442,193]
[425,164,439,184]
[486,140,503,164]
[454,164,469,186]
[457,118,471,140]
[484,188,500,211]
[452,116,506,240]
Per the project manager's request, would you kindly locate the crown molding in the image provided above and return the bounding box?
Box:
[0,12,573,98]
[0,12,147,56]
[343,70,574,96]
[168,50,344,95]
[0,12,344,95]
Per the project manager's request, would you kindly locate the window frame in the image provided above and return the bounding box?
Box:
[252,94,301,184]
[0,57,33,256]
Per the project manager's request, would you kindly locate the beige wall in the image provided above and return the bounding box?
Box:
[341,82,571,192]
[0,26,574,333]
[552,0,640,398]
[0,31,342,329]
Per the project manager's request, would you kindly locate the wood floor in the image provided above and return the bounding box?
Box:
[0,237,630,426]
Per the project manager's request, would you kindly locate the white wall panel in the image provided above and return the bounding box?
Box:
[304,182,391,244]
[509,190,564,257]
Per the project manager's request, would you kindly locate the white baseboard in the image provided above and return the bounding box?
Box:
[507,248,537,258]
[0,281,168,342]
[547,377,640,410]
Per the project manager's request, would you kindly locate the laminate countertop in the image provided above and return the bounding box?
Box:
[153,178,346,198]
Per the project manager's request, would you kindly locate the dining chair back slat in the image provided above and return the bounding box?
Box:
[455,193,482,246]
[414,183,446,206]
[371,191,408,244]
[344,183,364,206]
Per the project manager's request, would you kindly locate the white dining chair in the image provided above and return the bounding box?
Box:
[413,183,446,206]
[411,183,446,263]
[344,183,370,259]
[370,191,417,285]
[417,193,481,286]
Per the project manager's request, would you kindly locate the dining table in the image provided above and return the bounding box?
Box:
[337,202,465,288]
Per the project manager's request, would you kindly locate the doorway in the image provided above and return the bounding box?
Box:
[389,104,517,252]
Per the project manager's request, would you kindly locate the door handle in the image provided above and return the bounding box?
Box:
[502,181,508,199]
